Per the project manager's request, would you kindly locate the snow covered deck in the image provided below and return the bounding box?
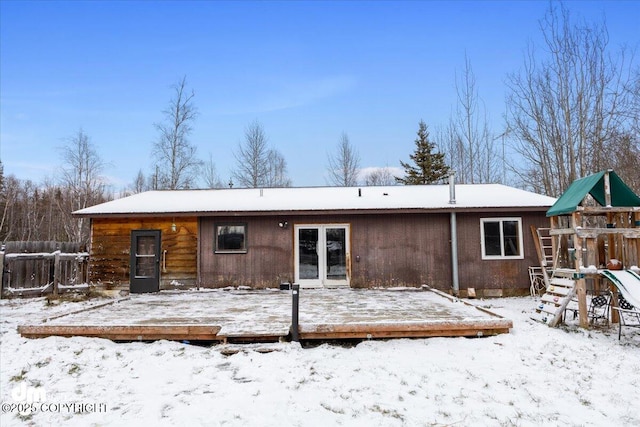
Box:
[18,288,512,342]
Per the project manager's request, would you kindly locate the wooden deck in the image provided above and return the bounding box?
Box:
[18,287,512,343]
[18,325,223,341]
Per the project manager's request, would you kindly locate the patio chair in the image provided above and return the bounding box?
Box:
[587,293,610,326]
[563,292,610,325]
[611,293,640,340]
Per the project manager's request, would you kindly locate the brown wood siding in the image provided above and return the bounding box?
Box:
[456,212,551,296]
[199,213,453,289]
[90,217,197,289]
[199,216,293,287]
[350,213,452,288]
[199,211,549,293]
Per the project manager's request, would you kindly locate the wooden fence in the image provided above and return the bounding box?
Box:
[1,241,89,298]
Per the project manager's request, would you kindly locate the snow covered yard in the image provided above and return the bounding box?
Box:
[1,294,639,426]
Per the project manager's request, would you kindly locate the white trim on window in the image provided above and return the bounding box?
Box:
[480,217,524,260]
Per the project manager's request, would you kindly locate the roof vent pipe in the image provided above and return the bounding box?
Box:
[448,171,456,205]
[449,170,459,296]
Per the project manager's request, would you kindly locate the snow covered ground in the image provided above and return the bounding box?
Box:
[1,293,639,426]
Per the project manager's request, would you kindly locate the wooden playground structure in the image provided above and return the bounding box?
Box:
[531,170,640,332]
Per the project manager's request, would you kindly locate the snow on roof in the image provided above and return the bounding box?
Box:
[74,184,557,216]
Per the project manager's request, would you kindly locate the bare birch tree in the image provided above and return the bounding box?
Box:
[57,129,109,243]
[233,120,269,188]
[0,173,18,241]
[265,149,292,188]
[131,169,147,194]
[326,132,360,186]
[607,130,640,193]
[153,76,202,189]
[202,153,223,189]
[618,73,640,192]
[362,167,396,186]
[0,161,7,239]
[505,4,637,196]
[233,120,291,188]
[439,54,501,184]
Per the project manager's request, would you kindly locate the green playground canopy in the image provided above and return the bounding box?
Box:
[546,170,640,217]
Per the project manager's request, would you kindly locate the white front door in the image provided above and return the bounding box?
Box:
[294,224,350,288]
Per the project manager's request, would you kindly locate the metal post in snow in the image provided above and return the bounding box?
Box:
[291,283,300,342]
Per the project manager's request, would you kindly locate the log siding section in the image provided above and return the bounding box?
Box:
[90,217,197,289]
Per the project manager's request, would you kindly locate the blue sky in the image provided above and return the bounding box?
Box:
[1,1,638,190]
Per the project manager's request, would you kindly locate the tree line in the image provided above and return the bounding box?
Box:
[0,130,109,245]
[1,3,638,245]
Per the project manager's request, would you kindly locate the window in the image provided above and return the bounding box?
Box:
[135,236,157,277]
[215,224,247,253]
[480,218,523,260]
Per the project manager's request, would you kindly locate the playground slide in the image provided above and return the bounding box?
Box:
[601,269,640,308]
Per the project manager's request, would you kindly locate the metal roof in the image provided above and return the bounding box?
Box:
[74,184,557,217]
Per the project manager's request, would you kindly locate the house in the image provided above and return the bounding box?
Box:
[73,183,557,297]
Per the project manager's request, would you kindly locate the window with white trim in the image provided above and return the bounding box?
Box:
[480,218,524,260]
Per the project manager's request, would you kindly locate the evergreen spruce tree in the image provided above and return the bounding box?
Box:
[396,120,450,185]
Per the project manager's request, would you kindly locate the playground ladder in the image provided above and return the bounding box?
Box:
[531,227,556,288]
[532,277,577,327]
